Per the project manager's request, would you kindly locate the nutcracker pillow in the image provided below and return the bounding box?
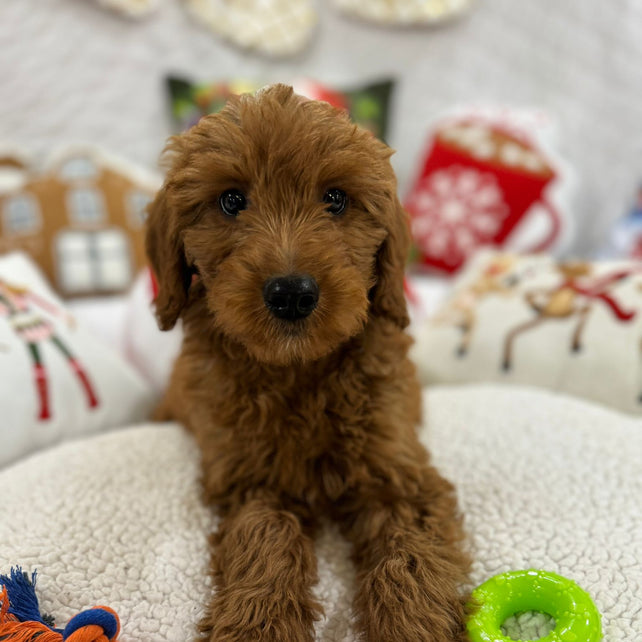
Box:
[405,107,574,274]
[167,76,395,141]
[411,251,642,414]
[0,147,160,298]
[0,252,155,468]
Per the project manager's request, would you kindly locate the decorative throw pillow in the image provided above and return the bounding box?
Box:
[0,147,160,298]
[411,251,642,414]
[167,76,395,142]
[0,252,155,468]
[405,107,573,274]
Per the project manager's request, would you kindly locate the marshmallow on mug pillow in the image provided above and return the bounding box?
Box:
[406,107,574,274]
[0,252,155,467]
[411,251,642,414]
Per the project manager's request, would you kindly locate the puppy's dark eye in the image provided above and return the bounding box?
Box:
[219,189,247,217]
[323,188,348,216]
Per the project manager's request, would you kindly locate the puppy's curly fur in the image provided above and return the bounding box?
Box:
[146,84,470,642]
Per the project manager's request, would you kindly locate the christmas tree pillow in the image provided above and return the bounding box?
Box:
[0,252,156,468]
[167,76,395,142]
[405,107,574,274]
[411,251,642,414]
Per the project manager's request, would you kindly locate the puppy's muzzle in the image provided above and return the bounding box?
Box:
[263,275,319,321]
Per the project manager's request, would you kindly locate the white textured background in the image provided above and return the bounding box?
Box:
[1,0,641,254]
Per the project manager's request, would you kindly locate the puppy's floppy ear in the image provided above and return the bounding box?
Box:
[145,186,191,331]
[370,193,411,329]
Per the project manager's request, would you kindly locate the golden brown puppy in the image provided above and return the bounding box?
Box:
[146,84,470,642]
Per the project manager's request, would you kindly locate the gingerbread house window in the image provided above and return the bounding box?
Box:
[60,157,97,180]
[127,190,151,228]
[56,229,132,294]
[68,187,106,225]
[3,194,41,235]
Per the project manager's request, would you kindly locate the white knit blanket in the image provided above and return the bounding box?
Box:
[1,385,640,641]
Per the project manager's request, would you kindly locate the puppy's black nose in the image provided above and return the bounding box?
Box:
[263,275,319,320]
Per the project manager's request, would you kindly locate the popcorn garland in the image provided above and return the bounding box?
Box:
[90,0,474,56]
[332,0,474,25]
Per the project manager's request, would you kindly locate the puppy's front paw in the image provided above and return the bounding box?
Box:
[356,558,469,642]
[199,589,318,642]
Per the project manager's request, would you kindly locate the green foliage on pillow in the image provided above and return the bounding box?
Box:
[166,76,395,142]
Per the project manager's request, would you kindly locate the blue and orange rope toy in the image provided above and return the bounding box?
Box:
[0,567,120,642]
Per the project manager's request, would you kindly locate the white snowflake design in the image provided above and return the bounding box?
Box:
[408,166,509,267]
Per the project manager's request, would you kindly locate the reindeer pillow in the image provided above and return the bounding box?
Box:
[0,252,155,468]
[411,251,642,414]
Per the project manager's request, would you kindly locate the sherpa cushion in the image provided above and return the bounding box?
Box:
[0,385,640,641]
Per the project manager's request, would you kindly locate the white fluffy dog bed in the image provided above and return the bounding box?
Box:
[1,385,640,641]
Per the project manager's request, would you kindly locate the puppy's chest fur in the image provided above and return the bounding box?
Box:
[165,319,420,514]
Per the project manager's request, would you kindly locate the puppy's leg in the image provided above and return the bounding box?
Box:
[342,464,470,642]
[200,496,321,642]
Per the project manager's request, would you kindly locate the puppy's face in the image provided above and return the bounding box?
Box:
[147,85,409,366]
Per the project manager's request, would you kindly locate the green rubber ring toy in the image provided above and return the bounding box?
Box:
[467,569,602,642]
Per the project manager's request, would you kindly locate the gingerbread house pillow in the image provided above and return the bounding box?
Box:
[0,147,160,298]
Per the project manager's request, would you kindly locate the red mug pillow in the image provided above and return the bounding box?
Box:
[406,108,574,274]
